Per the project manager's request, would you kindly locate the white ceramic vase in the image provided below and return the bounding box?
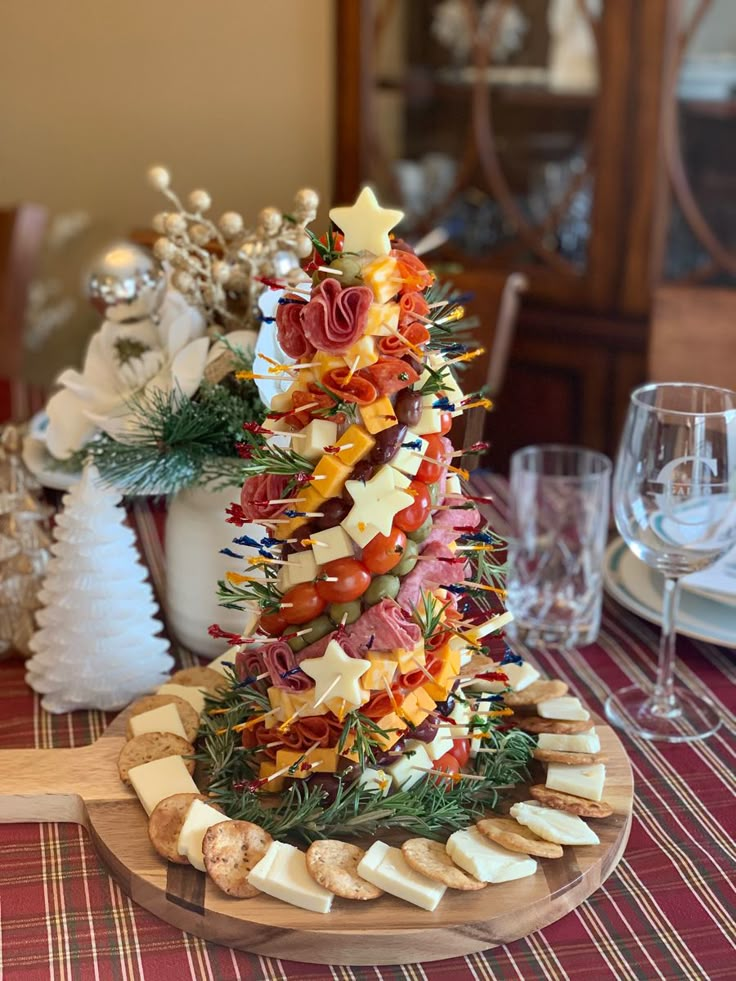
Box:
[165,485,261,658]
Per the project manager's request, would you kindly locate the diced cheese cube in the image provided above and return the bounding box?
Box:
[468,658,540,694]
[177,799,231,871]
[390,436,429,477]
[393,642,425,673]
[445,473,462,496]
[510,800,600,846]
[365,300,400,334]
[128,703,188,741]
[424,730,455,761]
[363,653,398,691]
[310,456,351,499]
[546,762,606,802]
[386,741,432,790]
[357,841,446,911]
[370,711,406,750]
[128,756,199,816]
[275,747,340,778]
[278,550,319,592]
[446,827,537,883]
[156,684,206,716]
[446,699,471,737]
[537,730,601,754]
[208,647,239,677]
[343,335,379,369]
[309,525,355,565]
[270,390,293,413]
[358,768,391,796]
[296,419,338,463]
[276,484,326,538]
[248,841,334,913]
[400,687,436,726]
[258,760,286,793]
[340,514,381,548]
[409,406,443,436]
[362,258,402,305]
[269,686,327,721]
[335,424,375,467]
[538,696,590,722]
[360,397,398,434]
[422,646,461,701]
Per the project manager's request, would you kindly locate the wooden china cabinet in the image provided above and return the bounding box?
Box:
[334,0,736,468]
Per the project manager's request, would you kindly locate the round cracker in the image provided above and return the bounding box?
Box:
[529,784,613,818]
[504,679,569,707]
[459,653,495,680]
[148,793,213,864]
[306,840,383,900]
[170,666,226,693]
[515,716,593,735]
[118,732,194,784]
[203,820,273,898]
[533,748,607,766]
[125,694,200,742]
[401,838,487,891]
[475,816,563,858]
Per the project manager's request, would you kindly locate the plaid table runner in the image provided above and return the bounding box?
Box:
[0,480,734,981]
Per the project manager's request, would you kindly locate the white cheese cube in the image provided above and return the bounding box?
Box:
[446,827,537,883]
[248,841,334,914]
[537,730,601,754]
[510,800,600,846]
[428,352,464,403]
[386,742,432,790]
[468,659,540,694]
[296,419,338,463]
[128,703,188,741]
[409,407,443,436]
[446,699,471,737]
[358,768,391,796]
[128,756,199,816]
[308,526,355,566]
[538,696,590,722]
[177,799,231,871]
[156,683,206,716]
[546,762,606,802]
[445,473,462,496]
[208,647,239,676]
[389,468,411,490]
[390,436,429,477]
[357,841,446,911]
[340,514,382,548]
[278,550,319,592]
[424,730,455,761]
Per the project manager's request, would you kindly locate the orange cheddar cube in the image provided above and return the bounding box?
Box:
[422,648,462,702]
[275,747,339,778]
[311,455,351,498]
[400,687,436,726]
[275,484,326,538]
[336,424,376,467]
[259,761,286,793]
[343,336,379,370]
[360,397,398,435]
[365,300,400,336]
[362,257,402,304]
[371,711,407,750]
[363,654,398,691]
[393,642,426,674]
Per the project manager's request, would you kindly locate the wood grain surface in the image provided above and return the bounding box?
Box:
[0,711,633,966]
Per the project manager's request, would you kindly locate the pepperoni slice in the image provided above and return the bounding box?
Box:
[399,290,430,326]
[361,357,420,396]
[390,249,434,292]
[377,321,430,357]
[321,367,377,405]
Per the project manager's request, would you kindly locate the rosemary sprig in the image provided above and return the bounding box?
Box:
[217,573,282,613]
[336,711,395,770]
[413,589,449,644]
[418,361,455,399]
[238,438,313,478]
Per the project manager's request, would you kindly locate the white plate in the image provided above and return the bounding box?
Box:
[603,537,736,649]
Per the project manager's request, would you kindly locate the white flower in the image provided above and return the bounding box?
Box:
[45,288,208,459]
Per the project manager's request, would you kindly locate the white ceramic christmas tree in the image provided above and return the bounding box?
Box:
[26,465,173,712]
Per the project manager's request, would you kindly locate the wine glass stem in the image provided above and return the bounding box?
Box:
[651,575,681,717]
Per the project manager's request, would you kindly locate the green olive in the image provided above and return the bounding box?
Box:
[329,255,364,286]
[392,538,419,576]
[407,516,433,544]
[287,633,306,653]
[297,614,335,645]
[328,600,362,625]
[364,574,400,607]
[428,481,442,507]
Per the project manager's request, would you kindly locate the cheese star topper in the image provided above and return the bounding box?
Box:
[300,639,371,710]
[329,187,404,257]
[342,467,414,543]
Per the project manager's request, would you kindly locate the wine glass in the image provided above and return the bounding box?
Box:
[605,382,736,742]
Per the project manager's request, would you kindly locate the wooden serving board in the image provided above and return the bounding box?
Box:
[0,710,633,966]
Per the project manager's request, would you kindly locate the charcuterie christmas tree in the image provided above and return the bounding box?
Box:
[202,189,532,838]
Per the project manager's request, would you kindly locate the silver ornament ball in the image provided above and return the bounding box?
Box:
[86,242,166,322]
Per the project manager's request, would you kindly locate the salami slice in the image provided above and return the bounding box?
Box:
[262,641,310,691]
[302,277,373,353]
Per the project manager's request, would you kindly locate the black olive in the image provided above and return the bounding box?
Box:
[394,388,423,427]
[369,423,408,464]
[314,497,350,530]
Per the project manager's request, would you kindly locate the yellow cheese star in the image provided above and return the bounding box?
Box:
[300,639,371,711]
[329,187,404,257]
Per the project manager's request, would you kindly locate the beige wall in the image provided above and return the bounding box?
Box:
[0,0,335,231]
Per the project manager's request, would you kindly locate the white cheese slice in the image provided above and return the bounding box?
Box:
[510,800,600,846]
[156,683,206,716]
[358,767,391,796]
[538,696,590,721]
[177,799,231,871]
[278,549,319,592]
[308,525,355,566]
[128,756,199,816]
[128,703,188,741]
[546,762,606,802]
[537,730,601,754]
[409,406,443,436]
[424,730,455,761]
[446,827,537,883]
[297,419,338,463]
[357,841,446,911]
[387,741,433,790]
[469,660,540,694]
[248,841,334,913]
[390,436,429,477]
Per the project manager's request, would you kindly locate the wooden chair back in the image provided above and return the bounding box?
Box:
[648,285,736,390]
[0,205,47,422]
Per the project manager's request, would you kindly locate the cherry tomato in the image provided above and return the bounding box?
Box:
[279,583,326,625]
[430,752,461,789]
[315,558,371,603]
[393,480,431,533]
[447,737,471,768]
[439,411,453,436]
[361,527,407,574]
[415,433,446,484]
[258,610,288,636]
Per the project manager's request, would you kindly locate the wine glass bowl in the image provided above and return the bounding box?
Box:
[606,382,736,742]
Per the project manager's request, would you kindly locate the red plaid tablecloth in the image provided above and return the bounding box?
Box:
[0,481,734,981]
